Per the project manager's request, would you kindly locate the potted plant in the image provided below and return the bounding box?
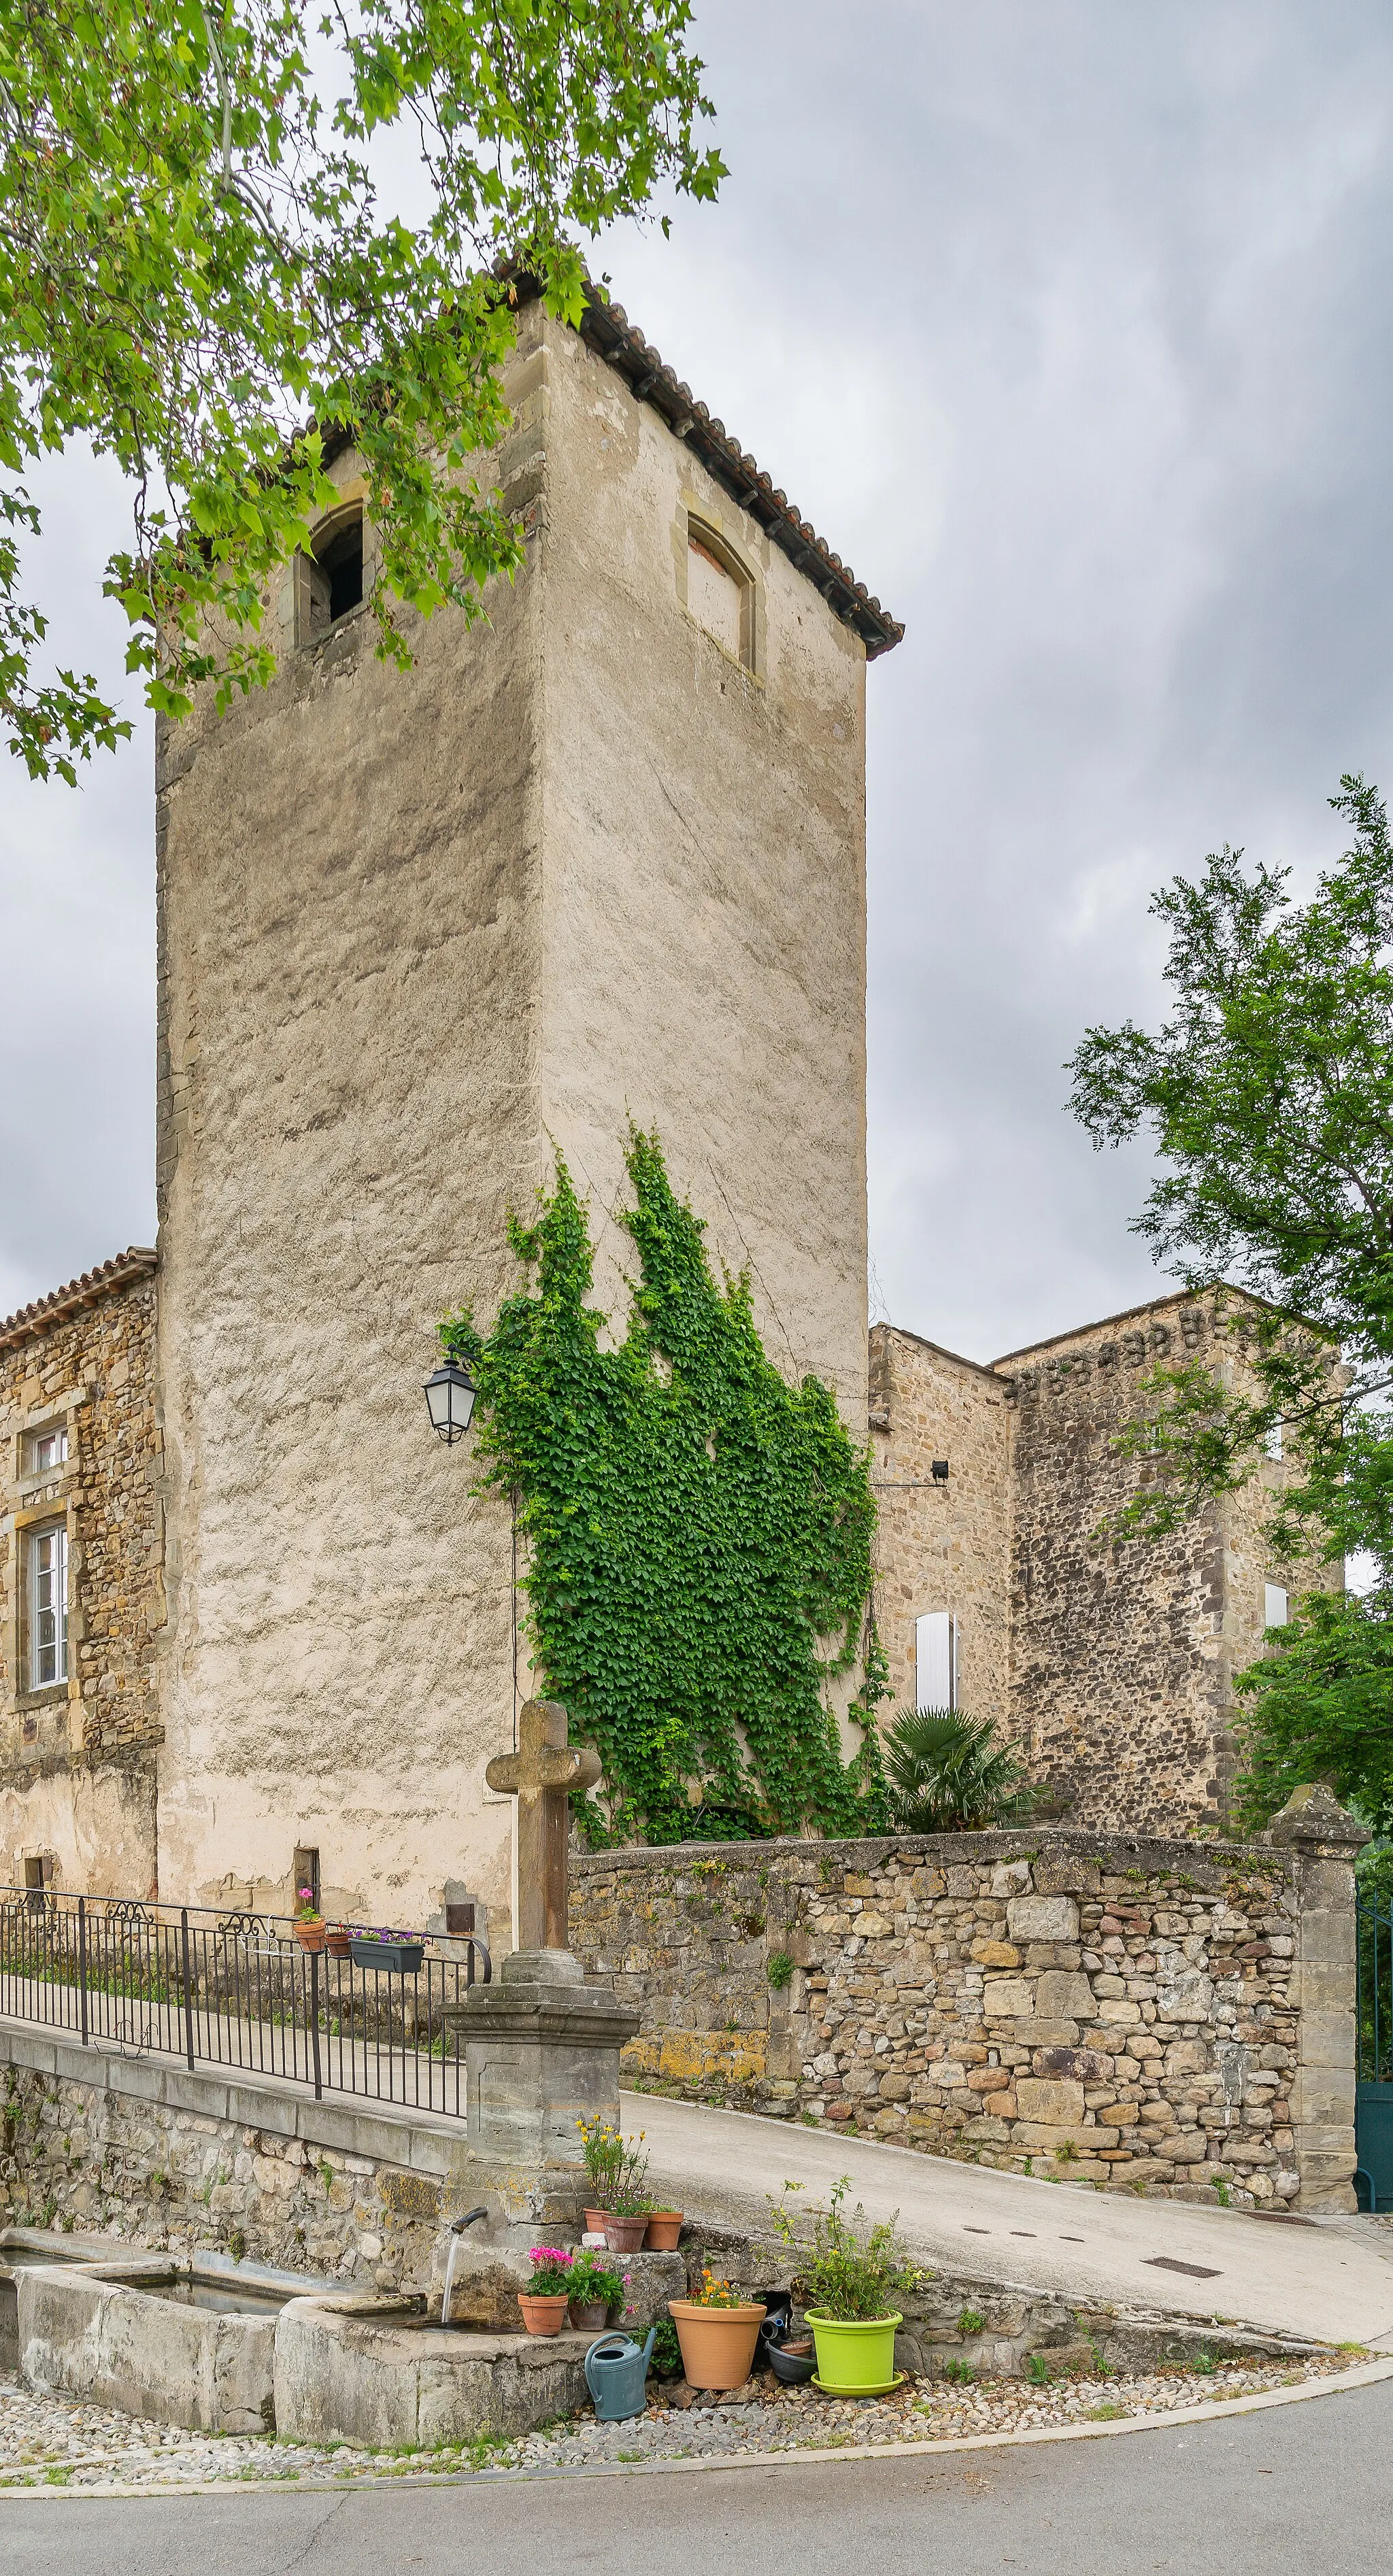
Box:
[348,1926,425,1975]
[326,1924,352,1960]
[667,2268,766,2391]
[770,2176,922,2396]
[293,1888,326,1954]
[576,2116,652,2248]
[567,2248,629,2335]
[518,2247,575,2337]
[644,2208,684,2251]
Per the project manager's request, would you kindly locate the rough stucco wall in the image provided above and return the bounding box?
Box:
[1001,1292,1338,1833]
[153,318,550,1926]
[868,1324,1011,1722]
[534,314,869,1421]
[571,1827,1347,2206]
[153,298,877,1923]
[0,1279,161,1893]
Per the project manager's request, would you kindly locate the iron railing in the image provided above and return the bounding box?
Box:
[1357,1883,1392,2084]
[0,1888,490,2120]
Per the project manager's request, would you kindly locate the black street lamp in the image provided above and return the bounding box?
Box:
[424,1355,477,1445]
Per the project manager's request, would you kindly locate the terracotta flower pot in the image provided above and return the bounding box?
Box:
[518,2292,571,2337]
[326,1928,352,1959]
[293,1921,326,1954]
[584,2207,610,2235]
[644,2211,684,2251]
[667,2299,765,2391]
[602,2214,648,2254]
[569,2296,610,2334]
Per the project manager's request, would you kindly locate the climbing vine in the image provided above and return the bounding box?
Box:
[441,1132,889,1846]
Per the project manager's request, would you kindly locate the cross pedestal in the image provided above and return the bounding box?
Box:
[485,1695,602,1960]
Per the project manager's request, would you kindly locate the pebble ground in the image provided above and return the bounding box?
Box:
[0,2353,1357,2490]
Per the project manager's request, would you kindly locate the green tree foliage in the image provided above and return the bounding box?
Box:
[1067,775,1393,1821]
[441,1132,888,1847]
[1232,1589,1393,1833]
[881,1707,1036,1833]
[0,0,722,780]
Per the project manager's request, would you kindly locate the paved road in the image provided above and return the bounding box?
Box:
[1,2375,1390,2574]
[624,2090,1393,2345]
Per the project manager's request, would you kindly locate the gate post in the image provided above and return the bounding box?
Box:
[1269,1784,1370,2212]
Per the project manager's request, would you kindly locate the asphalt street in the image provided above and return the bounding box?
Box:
[0,2375,1388,2576]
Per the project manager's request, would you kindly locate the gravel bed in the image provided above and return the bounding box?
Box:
[0,2354,1359,2490]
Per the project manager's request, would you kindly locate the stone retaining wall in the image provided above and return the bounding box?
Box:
[570,1799,1364,2210]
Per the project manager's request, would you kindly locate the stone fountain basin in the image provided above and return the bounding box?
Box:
[0,2225,135,2373]
[274,2293,594,2448]
[16,2254,329,2436]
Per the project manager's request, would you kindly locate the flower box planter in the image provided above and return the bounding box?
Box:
[805,2310,903,2396]
[601,2214,648,2255]
[667,2300,765,2392]
[518,2292,571,2338]
[348,1938,424,1975]
[643,2211,684,2251]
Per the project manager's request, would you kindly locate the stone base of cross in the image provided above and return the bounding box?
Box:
[485,1696,602,1964]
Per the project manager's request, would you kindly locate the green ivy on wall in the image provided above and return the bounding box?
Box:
[441,1131,889,1847]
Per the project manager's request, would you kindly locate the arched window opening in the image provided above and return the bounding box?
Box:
[301,503,365,641]
[686,520,751,666]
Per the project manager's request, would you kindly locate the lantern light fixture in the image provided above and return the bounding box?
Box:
[424,1355,477,1445]
[931,1459,950,1484]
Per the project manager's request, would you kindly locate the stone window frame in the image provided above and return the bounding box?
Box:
[673,496,764,679]
[4,1389,83,1721]
[288,486,373,652]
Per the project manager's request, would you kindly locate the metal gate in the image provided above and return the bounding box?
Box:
[1356,1882,1393,2210]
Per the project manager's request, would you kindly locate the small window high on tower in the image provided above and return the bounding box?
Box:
[299,503,365,641]
[686,524,749,664]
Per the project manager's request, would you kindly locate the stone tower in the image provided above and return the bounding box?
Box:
[152,284,902,1929]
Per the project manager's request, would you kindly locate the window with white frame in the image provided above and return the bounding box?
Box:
[916,1610,957,1712]
[1262,1419,1283,1461]
[26,1524,68,1689]
[1264,1582,1288,1631]
[24,1426,67,1475]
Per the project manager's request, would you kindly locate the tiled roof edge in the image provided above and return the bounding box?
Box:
[0,1249,158,1353]
[564,284,905,660]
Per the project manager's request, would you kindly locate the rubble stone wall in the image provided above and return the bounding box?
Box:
[571,1817,1360,2211]
[0,1266,161,1893]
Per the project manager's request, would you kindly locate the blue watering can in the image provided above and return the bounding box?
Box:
[585,2327,656,2422]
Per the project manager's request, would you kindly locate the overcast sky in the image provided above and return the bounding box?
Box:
[5,0,1393,1361]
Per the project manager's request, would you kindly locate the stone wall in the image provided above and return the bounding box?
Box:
[0,1258,161,1894]
[869,1325,1011,1721]
[1001,1290,1334,1833]
[571,1801,1364,2211]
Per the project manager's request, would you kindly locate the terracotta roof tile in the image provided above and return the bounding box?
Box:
[0,1249,158,1353]
[519,279,905,659]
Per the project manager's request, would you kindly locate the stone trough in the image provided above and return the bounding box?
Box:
[274,2294,593,2447]
[16,2250,328,2435]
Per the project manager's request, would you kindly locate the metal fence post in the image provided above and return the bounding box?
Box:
[77,1897,88,2046]
[180,1909,196,2071]
[309,1949,323,2101]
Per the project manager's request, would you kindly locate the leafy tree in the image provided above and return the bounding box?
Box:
[1231,1587,1393,1833]
[0,0,722,781]
[1067,775,1393,1819]
[881,1708,1036,1833]
[440,1132,888,1847]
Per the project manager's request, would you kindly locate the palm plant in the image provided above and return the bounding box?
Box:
[882,1708,1037,1833]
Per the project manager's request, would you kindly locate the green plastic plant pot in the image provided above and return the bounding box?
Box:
[805,2311,902,2394]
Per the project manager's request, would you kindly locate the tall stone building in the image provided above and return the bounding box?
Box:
[869,1289,1342,1835]
[0,282,901,1917]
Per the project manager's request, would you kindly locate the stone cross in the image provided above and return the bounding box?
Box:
[485,1698,602,1954]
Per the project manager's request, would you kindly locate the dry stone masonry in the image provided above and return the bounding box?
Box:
[571,1804,1363,2209]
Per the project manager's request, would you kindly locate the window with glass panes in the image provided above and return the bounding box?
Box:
[27,1524,67,1689]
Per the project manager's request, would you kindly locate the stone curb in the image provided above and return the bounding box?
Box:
[2,2354,1390,2499]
